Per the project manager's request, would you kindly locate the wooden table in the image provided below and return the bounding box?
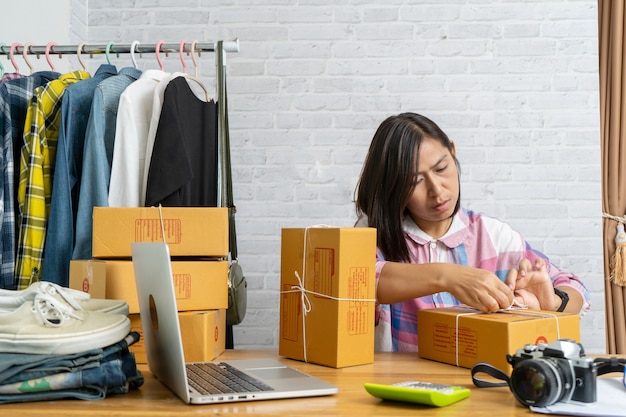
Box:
[1,350,545,416]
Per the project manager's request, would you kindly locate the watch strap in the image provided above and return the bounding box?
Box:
[554,287,569,312]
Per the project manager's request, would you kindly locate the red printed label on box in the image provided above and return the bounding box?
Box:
[173,274,191,300]
[347,266,370,335]
[431,323,478,359]
[134,218,182,243]
[281,284,301,342]
[314,248,334,296]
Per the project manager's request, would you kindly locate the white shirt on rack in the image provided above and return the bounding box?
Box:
[108,69,168,207]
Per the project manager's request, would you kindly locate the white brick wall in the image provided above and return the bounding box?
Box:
[84,0,605,353]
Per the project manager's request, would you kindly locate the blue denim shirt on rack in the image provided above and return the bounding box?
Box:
[73,67,142,261]
[0,331,143,403]
[42,64,118,286]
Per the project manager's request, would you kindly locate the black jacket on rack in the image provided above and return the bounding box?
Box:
[145,76,218,207]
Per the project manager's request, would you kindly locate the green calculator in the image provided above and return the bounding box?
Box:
[364,381,471,407]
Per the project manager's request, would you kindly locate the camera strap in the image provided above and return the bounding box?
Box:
[594,357,626,376]
[470,362,511,388]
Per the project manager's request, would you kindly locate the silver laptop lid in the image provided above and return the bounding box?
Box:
[132,241,192,403]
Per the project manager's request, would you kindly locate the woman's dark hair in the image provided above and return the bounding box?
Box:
[355,112,460,262]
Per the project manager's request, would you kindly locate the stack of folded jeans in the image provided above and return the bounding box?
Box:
[0,282,143,403]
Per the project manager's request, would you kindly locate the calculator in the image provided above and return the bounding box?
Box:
[364,381,471,407]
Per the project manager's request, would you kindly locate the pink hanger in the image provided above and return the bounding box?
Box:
[9,42,21,73]
[45,42,58,71]
[179,40,187,73]
[155,40,165,71]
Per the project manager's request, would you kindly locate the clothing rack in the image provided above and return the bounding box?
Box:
[0,40,240,57]
[6,39,237,209]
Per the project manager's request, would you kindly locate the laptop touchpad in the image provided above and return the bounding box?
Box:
[248,367,307,380]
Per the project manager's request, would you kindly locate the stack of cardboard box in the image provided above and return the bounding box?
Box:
[70,207,229,364]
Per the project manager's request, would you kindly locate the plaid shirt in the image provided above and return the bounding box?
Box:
[0,72,59,290]
[371,208,591,352]
[15,70,90,289]
[0,73,25,84]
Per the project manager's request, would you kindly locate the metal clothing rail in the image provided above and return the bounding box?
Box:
[0,40,240,57]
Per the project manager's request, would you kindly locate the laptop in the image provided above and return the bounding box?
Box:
[131,241,338,405]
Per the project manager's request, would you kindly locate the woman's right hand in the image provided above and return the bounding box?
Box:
[446,264,514,312]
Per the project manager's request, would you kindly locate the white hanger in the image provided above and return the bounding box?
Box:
[130,40,140,69]
[181,40,210,101]
[190,40,200,78]
[77,41,88,71]
[22,42,34,74]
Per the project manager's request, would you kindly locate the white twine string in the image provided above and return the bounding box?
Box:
[603,212,626,223]
[453,306,482,366]
[279,225,376,363]
[453,301,561,366]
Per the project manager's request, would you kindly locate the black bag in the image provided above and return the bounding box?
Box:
[227,260,247,325]
[217,42,247,326]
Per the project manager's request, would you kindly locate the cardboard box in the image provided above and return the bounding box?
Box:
[179,310,226,363]
[279,227,376,368]
[417,307,581,373]
[69,260,107,299]
[92,207,228,258]
[104,260,228,314]
[129,310,226,364]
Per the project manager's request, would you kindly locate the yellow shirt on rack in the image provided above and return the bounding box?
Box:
[15,70,91,289]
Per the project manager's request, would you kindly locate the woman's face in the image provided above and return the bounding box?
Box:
[405,137,459,239]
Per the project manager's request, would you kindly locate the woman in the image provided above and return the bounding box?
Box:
[355,112,590,352]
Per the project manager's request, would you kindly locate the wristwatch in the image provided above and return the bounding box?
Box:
[554,288,569,312]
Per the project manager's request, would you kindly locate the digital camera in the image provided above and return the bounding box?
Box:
[506,339,597,407]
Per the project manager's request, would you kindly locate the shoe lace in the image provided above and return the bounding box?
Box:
[31,290,84,327]
[37,281,86,311]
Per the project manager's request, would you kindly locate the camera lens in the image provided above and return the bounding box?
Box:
[510,359,564,407]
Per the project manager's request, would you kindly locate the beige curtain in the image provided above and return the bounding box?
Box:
[599,0,626,354]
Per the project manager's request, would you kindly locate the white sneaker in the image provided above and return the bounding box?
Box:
[0,282,129,316]
[0,290,130,354]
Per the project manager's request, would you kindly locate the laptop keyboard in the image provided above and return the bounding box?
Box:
[186,362,274,395]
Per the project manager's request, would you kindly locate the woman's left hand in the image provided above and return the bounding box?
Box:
[505,258,558,310]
